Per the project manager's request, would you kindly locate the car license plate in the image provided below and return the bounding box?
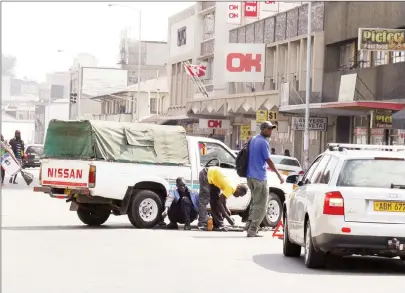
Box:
[64,189,71,196]
[281,171,289,176]
[373,201,405,212]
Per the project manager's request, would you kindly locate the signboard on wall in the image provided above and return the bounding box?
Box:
[358,28,405,51]
[199,119,231,129]
[226,2,242,24]
[268,111,278,122]
[260,1,279,12]
[256,110,267,123]
[244,2,259,18]
[372,110,392,129]
[291,117,328,131]
[224,43,266,82]
[240,125,250,140]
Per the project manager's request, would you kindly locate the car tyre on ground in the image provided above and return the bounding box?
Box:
[127,189,163,229]
[77,205,111,226]
[304,220,326,269]
[261,192,282,228]
[283,215,301,257]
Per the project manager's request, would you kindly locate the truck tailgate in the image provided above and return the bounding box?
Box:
[41,159,90,188]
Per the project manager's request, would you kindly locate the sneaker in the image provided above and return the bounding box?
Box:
[184,222,191,230]
[197,224,208,231]
[166,222,179,230]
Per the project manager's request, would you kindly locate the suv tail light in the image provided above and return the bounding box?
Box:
[88,165,96,188]
[323,191,344,215]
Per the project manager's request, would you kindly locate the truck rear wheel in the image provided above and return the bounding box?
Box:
[127,190,163,229]
[77,205,111,226]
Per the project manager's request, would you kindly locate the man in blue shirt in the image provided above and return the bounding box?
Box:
[246,121,284,237]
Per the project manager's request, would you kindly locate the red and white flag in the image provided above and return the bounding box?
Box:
[184,64,206,77]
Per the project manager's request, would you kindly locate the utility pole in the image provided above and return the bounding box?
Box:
[303,1,312,170]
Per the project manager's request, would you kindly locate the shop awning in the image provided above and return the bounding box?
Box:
[280,101,405,116]
[393,109,405,129]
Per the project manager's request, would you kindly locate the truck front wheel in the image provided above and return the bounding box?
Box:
[77,205,111,226]
[127,190,163,229]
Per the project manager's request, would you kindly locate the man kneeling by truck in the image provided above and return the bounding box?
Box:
[161,177,199,230]
[198,166,248,231]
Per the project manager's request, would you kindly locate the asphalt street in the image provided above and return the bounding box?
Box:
[1,168,404,293]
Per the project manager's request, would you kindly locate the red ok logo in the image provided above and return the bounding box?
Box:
[208,120,222,128]
[229,13,239,18]
[226,53,262,72]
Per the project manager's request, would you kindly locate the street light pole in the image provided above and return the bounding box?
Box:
[108,3,142,123]
[303,1,312,170]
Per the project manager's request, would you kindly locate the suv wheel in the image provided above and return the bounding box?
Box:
[77,205,110,226]
[283,215,301,257]
[261,192,282,228]
[304,220,326,269]
[127,190,163,229]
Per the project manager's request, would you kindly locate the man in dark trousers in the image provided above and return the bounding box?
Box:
[246,121,284,237]
[198,166,248,231]
[8,130,24,184]
[161,177,199,230]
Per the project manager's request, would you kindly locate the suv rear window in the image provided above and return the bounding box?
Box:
[27,146,43,155]
[337,159,405,188]
[271,156,300,167]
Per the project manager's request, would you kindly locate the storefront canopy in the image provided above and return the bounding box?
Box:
[393,108,405,129]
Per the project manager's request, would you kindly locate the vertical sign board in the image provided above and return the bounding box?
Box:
[358,28,405,51]
[291,117,328,131]
[244,2,259,18]
[224,43,266,83]
[256,110,268,123]
[240,125,251,140]
[268,111,278,122]
[226,2,242,25]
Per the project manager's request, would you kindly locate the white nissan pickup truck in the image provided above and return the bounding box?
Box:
[34,120,292,228]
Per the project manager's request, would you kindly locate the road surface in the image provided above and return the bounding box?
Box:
[2,169,404,293]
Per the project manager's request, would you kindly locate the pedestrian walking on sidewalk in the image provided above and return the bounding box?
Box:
[245,121,284,237]
[8,130,24,184]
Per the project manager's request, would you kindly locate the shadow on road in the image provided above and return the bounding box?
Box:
[2,224,134,231]
[253,253,405,275]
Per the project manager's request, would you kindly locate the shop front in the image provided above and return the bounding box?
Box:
[194,118,232,145]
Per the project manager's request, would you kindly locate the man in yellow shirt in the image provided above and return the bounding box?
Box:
[197,166,248,231]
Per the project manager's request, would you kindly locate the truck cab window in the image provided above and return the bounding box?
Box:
[199,142,235,168]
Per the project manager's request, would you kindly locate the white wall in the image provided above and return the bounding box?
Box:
[145,42,168,66]
[44,99,70,134]
[169,17,196,59]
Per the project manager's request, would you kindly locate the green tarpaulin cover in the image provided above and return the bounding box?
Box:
[44,120,189,165]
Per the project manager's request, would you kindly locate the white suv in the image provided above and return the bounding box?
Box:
[283,143,405,269]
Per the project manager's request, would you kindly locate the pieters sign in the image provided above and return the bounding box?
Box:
[291,117,328,131]
[358,28,405,51]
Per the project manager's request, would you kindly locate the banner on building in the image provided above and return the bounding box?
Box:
[260,1,279,12]
[256,110,268,123]
[244,2,259,18]
[240,125,250,140]
[199,119,231,130]
[226,2,242,24]
[372,110,392,129]
[224,43,266,82]
[268,111,278,122]
[291,117,328,131]
[358,28,405,51]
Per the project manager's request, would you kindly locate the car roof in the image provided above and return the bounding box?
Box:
[324,149,405,160]
[271,154,299,161]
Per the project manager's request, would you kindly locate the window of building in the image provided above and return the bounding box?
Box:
[150,97,157,114]
[339,43,355,68]
[203,13,215,40]
[177,26,187,47]
[391,51,405,63]
[358,51,370,68]
[372,51,388,66]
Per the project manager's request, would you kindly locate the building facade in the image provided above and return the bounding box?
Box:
[119,29,168,85]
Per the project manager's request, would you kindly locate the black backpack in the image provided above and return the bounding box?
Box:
[235,139,251,178]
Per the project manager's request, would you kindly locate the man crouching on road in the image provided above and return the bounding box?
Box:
[198,166,248,231]
[161,177,199,230]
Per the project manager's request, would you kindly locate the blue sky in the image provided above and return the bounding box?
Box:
[2,2,194,82]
